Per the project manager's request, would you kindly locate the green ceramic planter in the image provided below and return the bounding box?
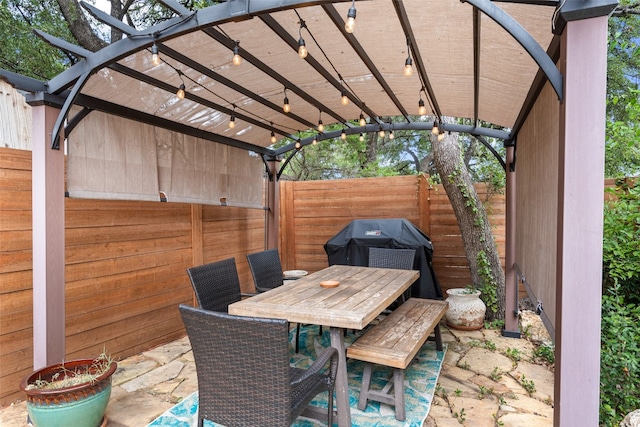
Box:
[20,358,117,427]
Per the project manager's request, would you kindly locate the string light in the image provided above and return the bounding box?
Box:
[295,139,302,149]
[438,132,446,141]
[312,135,318,145]
[270,131,277,144]
[378,127,385,138]
[228,107,236,129]
[298,20,308,59]
[341,129,347,140]
[389,128,395,139]
[404,38,413,77]
[345,0,356,33]
[359,133,364,142]
[151,43,160,66]
[432,118,440,135]
[341,89,349,106]
[359,112,366,127]
[176,71,186,100]
[283,88,290,113]
[317,110,324,132]
[418,89,427,115]
[232,40,241,66]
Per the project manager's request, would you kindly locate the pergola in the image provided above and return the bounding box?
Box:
[1,0,617,425]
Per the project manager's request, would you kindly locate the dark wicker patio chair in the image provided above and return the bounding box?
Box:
[368,247,417,306]
[179,304,338,427]
[186,257,251,313]
[246,249,319,352]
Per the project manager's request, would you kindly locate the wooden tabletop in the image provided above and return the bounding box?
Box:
[228,264,419,330]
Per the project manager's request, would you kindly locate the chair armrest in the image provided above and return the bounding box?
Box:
[290,347,339,386]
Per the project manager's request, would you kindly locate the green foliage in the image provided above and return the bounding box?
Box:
[602,181,640,303]
[0,0,75,79]
[520,374,536,396]
[533,343,555,365]
[605,90,640,178]
[600,284,640,427]
[477,250,499,316]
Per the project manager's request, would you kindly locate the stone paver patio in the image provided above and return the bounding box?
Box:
[0,310,553,427]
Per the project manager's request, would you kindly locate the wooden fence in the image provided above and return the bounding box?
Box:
[1,148,508,406]
[278,175,506,290]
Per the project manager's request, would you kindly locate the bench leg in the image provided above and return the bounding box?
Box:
[434,323,443,351]
[358,363,373,410]
[393,368,405,421]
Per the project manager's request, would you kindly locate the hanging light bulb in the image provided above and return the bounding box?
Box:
[232,41,241,66]
[438,131,446,141]
[359,132,364,142]
[378,128,385,138]
[283,88,290,113]
[404,56,413,77]
[317,111,324,132]
[341,89,349,106]
[151,43,160,66]
[298,37,307,59]
[418,98,427,116]
[389,129,395,139]
[295,140,301,149]
[176,83,185,100]
[341,129,347,140]
[312,135,318,145]
[359,112,366,127]
[270,130,277,144]
[345,0,356,33]
[228,113,236,129]
[432,118,440,135]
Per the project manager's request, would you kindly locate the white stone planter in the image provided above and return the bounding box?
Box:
[444,288,486,330]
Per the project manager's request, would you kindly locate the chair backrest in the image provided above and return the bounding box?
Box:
[178,304,292,427]
[368,247,416,270]
[246,249,285,293]
[186,258,241,312]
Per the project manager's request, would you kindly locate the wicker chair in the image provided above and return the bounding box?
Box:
[179,304,338,427]
[186,257,251,313]
[246,249,319,352]
[368,247,417,306]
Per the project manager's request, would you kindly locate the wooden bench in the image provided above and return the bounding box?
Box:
[346,298,448,421]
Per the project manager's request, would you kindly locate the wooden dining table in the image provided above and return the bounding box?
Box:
[228,264,419,427]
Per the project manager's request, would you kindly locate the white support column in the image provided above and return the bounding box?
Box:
[31,100,65,369]
[555,16,608,427]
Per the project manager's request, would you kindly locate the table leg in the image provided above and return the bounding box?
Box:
[329,326,351,427]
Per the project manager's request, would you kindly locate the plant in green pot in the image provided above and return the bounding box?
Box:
[19,352,117,427]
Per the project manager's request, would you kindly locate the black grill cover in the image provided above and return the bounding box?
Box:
[324,218,442,299]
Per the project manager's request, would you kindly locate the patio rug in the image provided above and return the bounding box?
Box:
[147,325,447,427]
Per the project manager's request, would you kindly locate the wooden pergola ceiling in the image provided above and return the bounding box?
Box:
[33,0,560,160]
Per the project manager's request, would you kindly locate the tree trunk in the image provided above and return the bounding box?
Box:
[432,123,505,321]
[56,0,106,52]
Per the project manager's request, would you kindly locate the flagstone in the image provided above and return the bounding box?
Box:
[143,337,192,365]
[121,360,185,393]
[512,361,555,401]
[500,412,553,426]
[502,394,554,418]
[458,347,514,377]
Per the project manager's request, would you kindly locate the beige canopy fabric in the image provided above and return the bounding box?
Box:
[68,109,264,208]
[48,0,558,157]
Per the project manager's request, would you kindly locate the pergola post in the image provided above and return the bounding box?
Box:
[265,159,279,249]
[554,14,609,427]
[29,96,65,369]
[503,144,520,338]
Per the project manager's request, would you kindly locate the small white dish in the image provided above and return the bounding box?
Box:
[283,270,308,278]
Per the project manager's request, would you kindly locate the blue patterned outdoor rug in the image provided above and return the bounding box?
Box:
[148,325,446,427]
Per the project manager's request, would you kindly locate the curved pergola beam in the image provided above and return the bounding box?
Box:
[274,121,510,156]
[462,0,563,101]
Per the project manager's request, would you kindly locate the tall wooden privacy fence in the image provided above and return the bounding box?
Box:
[278,175,506,291]
[1,147,507,406]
